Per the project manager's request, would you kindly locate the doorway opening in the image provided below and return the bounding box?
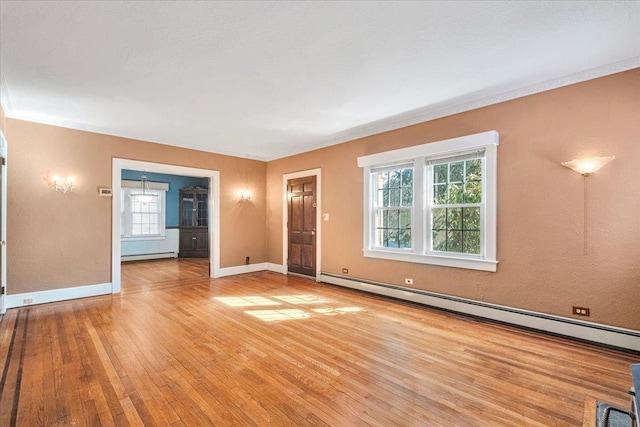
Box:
[112,159,220,294]
[282,168,321,280]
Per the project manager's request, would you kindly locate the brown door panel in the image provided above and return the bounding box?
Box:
[287,175,316,277]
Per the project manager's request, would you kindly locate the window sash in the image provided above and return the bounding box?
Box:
[426,156,485,257]
[371,165,415,249]
[121,188,166,238]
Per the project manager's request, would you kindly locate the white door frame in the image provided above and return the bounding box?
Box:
[0,130,7,314]
[112,159,221,293]
[282,168,322,281]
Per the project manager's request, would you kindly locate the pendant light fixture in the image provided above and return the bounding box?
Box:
[130,172,158,203]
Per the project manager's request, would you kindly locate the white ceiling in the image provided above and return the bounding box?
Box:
[1,1,639,161]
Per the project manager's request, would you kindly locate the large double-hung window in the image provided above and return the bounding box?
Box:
[359,131,498,271]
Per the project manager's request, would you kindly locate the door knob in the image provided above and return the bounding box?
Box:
[311,230,316,235]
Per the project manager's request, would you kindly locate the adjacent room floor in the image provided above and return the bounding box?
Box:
[0,260,636,426]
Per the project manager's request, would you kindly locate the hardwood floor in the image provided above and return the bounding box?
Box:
[121,258,209,294]
[0,261,636,426]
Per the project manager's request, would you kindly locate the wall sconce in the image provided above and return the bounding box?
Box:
[239,191,251,201]
[561,156,615,176]
[561,155,614,255]
[52,175,74,193]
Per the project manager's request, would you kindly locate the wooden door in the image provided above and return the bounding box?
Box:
[288,176,316,277]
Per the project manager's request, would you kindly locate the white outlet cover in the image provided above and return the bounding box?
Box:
[323,213,330,221]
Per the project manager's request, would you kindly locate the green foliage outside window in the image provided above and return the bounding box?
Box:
[432,159,482,254]
[376,168,413,248]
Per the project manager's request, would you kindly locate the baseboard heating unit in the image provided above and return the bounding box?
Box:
[121,252,178,262]
[319,272,640,352]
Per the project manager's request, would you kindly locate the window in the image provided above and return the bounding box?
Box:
[121,180,168,239]
[358,131,498,272]
[373,165,413,248]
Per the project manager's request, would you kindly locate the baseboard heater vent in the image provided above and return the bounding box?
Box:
[121,252,178,262]
[319,272,640,352]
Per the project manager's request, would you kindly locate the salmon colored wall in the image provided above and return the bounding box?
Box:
[266,69,640,330]
[5,120,267,294]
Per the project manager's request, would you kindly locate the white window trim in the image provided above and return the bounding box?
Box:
[120,186,167,239]
[358,130,498,272]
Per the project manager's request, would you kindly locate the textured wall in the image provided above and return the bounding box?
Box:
[6,121,267,294]
[266,69,640,330]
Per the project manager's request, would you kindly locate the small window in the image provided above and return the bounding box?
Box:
[358,131,498,272]
[121,181,168,239]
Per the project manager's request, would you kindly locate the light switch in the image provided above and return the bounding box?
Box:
[322,213,330,221]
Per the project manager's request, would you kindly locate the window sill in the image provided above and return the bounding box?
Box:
[363,249,497,272]
[121,236,166,242]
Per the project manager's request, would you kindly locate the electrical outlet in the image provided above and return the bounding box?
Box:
[405,278,413,285]
[23,298,33,305]
[342,268,349,274]
[572,306,590,316]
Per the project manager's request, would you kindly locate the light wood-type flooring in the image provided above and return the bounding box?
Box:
[0,259,637,426]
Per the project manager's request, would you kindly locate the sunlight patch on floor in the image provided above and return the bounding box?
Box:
[272,295,331,305]
[214,296,282,307]
[245,309,311,322]
[214,294,363,322]
[311,307,362,316]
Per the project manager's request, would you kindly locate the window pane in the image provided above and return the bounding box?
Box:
[388,210,399,229]
[432,208,446,230]
[448,183,464,204]
[399,229,411,248]
[450,162,463,182]
[466,159,482,179]
[389,188,400,206]
[447,208,461,230]
[375,208,412,249]
[376,168,413,208]
[399,210,411,229]
[434,164,447,184]
[434,184,447,204]
[401,187,413,206]
[463,231,481,254]
[401,169,413,187]
[433,230,447,251]
[462,207,481,231]
[447,230,462,252]
[464,181,482,203]
[387,229,399,248]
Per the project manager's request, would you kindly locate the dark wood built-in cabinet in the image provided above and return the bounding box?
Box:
[179,186,209,258]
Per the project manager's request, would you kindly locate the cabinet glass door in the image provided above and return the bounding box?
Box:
[196,193,208,227]
[181,193,195,227]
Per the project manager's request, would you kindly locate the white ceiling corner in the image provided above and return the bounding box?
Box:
[1,1,639,161]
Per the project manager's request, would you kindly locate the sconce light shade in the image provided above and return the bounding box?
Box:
[52,176,74,193]
[561,156,615,176]
[240,191,251,201]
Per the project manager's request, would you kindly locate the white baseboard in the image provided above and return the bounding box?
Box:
[6,282,112,309]
[217,263,269,278]
[121,252,178,262]
[320,273,640,352]
[265,263,287,274]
